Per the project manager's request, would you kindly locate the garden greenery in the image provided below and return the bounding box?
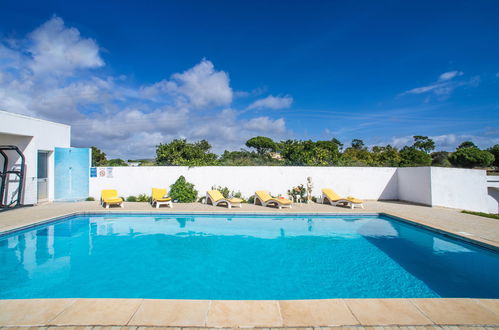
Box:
[92,137,497,169]
[170,176,198,202]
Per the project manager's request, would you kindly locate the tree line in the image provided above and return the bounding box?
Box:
[91,136,498,169]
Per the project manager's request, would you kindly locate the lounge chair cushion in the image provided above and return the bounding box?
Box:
[208,190,242,204]
[152,188,171,202]
[322,188,363,203]
[101,190,123,203]
[255,190,292,204]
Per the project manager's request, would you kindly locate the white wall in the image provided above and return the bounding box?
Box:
[89,165,491,212]
[487,188,499,214]
[89,166,399,201]
[0,110,71,204]
[397,167,432,205]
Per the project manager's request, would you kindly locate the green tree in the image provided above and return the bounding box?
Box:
[279,139,341,166]
[449,146,494,168]
[107,158,128,166]
[219,150,276,166]
[431,151,451,167]
[331,138,344,151]
[245,136,277,156]
[351,139,365,150]
[457,141,477,149]
[169,176,198,202]
[91,146,107,166]
[340,147,373,166]
[412,136,435,153]
[156,139,218,166]
[399,146,432,167]
[487,144,499,167]
[371,145,401,167]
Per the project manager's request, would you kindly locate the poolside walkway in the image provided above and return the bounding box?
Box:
[0,201,498,328]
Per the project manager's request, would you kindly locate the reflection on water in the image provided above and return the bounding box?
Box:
[0,214,498,299]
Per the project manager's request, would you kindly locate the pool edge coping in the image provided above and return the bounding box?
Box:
[0,297,498,327]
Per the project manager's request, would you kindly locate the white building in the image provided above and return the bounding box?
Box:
[0,110,71,205]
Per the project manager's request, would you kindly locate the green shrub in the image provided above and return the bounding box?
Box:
[170,176,198,202]
[136,194,151,202]
[449,147,494,168]
[287,184,306,202]
[211,185,244,200]
[211,185,231,198]
[85,197,95,201]
[126,196,137,202]
[247,195,255,204]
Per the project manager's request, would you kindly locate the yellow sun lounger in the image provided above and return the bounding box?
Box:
[254,190,292,209]
[101,189,124,208]
[206,190,242,208]
[151,188,173,208]
[321,188,364,209]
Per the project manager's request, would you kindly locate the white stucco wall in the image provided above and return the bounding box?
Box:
[89,166,399,201]
[0,110,71,204]
[397,167,432,206]
[487,187,499,214]
[89,166,491,212]
[430,167,489,213]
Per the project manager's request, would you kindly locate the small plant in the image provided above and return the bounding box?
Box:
[170,175,198,202]
[126,196,137,202]
[247,195,255,204]
[85,197,95,201]
[287,184,306,202]
[211,185,244,200]
[136,194,151,202]
[211,185,231,198]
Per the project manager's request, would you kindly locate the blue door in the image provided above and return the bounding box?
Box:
[54,148,90,201]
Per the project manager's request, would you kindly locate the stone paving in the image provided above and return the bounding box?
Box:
[0,201,498,328]
[0,298,498,327]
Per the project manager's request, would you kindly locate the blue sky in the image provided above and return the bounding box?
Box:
[0,0,498,158]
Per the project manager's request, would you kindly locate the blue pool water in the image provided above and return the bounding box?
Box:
[0,213,498,299]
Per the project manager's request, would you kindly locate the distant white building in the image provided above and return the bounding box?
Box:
[0,110,73,205]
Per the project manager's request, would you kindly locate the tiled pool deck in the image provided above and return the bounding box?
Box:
[0,201,498,328]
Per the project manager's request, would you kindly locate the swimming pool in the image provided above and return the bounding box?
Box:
[0,213,498,300]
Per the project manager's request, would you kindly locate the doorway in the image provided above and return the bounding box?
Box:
[37,151,49,203]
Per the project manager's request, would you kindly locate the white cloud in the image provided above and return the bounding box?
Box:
[243,116,286,132]
[389,136,413,148]
[402,70,474,98]
[28,16,103,76]
[247,95,293,110]
[438,71,463,81]
[0,16,290,159]
[141,59,233,108]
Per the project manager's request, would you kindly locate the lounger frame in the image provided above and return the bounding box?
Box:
[321,194,364,209]
[206,193,242,209]
[100,199,124,209]
[151,199,172,208]
[254,196,292,209]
